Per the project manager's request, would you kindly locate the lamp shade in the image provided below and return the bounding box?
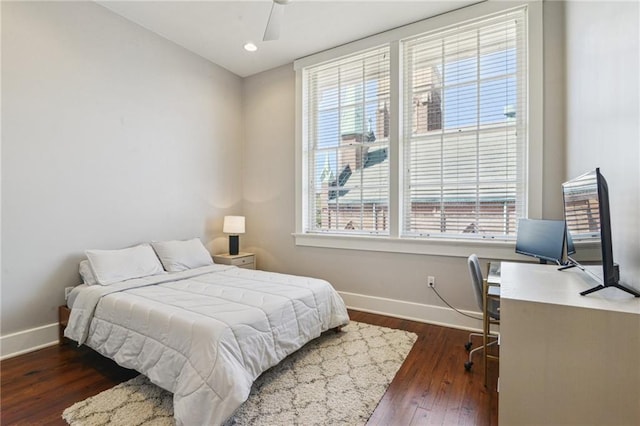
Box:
[223,216,245,234]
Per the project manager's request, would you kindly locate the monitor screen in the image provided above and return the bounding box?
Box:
[561,168,639,296]
[562,168,608,278]
[562,170,601,241]
[515,219,567,264]
[566,229,576,256]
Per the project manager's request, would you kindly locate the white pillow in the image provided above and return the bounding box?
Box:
[151,238,213,272]
[85,244,165,285]
[79,260,98,286]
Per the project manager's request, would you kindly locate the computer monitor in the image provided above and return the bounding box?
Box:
[515,219,567,265]
[562,168,640,297]
[565,228,576,258]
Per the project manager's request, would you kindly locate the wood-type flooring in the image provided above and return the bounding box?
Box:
[1,309,498,425]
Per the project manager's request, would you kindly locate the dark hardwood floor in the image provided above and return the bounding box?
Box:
[355,310,499,426]
[1,310,498,425]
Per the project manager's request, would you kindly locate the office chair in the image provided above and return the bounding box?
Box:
[464,254,500,377]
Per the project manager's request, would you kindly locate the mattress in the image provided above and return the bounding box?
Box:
[64,264,349,425]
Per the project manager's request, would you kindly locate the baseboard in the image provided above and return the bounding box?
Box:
[0,323,59,360]
[339,291,486,332]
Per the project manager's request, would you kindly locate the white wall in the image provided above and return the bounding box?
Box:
[1,1,243,350]
[542,0,567,219]
[564,0,640,290]
[242,2,567,326]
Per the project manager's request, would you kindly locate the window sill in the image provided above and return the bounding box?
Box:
[292,232,522,260]
[292,233,603,262]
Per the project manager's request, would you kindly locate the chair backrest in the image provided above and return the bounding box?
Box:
[468,254,484,310]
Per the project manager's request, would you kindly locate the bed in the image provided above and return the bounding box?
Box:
[64,240,349,426]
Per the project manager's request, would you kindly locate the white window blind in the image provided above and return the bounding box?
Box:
[402,9,527,239]
[304,47,391,234]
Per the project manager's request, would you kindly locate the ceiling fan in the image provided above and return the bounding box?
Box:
[263,0,291,41]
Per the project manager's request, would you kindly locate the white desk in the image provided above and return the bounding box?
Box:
[499,262,640,425]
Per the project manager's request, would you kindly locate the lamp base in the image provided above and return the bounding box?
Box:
[229,235,239,255]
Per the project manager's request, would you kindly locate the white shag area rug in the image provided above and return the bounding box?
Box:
[62,321,417,426]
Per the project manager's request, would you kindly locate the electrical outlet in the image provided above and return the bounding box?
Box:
[427,276,436,288]
[64,286,74,301]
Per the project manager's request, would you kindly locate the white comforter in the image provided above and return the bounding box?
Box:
[65,264,349,425]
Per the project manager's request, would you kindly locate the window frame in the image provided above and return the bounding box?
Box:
[294,0,543,260]
[303,46,392,235]
[401,10,528,239]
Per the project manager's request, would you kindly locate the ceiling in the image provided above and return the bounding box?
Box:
[97,1,479,77]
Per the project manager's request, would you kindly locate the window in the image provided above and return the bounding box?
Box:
[402,10,527,239]
[295,2,541,255]
[304,47,391,234]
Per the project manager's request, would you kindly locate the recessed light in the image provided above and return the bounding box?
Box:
[244,42,258,52]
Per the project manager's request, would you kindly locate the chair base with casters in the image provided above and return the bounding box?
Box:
[464,331,499,371]
[464,254,500,386]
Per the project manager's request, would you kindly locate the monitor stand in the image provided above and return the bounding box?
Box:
[558,263,577,271]
[580,283,640,297]
[558,258,640,297]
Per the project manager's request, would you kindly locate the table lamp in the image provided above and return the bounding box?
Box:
[223,216,245,255]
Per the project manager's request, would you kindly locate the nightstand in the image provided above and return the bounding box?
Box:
[213,252,256,270]
[58,305,71,345]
